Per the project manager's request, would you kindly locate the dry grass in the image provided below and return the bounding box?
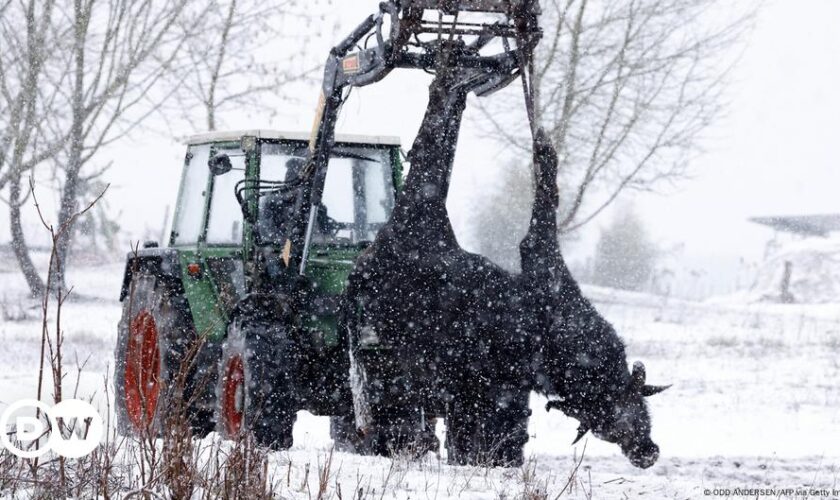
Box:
[0,184,279,498]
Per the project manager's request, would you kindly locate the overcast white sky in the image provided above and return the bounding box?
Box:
[4,0,838,298]
[634,2,840,250]
[630,0,840,294]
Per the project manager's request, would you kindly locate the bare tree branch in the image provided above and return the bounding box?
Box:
[167,0,331,131]
[473,0,757,237]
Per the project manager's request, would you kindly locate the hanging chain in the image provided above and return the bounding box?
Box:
[512,1,540,141]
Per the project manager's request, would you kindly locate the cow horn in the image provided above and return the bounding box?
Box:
[641,384,672,397]
[571,425,588,445]
[545,400,563,412]
[631,361,646,388]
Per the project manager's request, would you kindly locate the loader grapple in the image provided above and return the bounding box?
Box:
[401,0,538,14]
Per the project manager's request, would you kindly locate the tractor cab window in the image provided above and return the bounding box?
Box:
[172,144,211,246]
[206,146,246,245]
[258,142,395,246]
[318,148,394,244]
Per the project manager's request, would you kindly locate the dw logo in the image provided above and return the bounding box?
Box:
[0,399,104,459]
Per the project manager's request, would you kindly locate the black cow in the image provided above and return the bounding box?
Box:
[342,61,532,466]
[341,59,667,468]
[521,131,669,469]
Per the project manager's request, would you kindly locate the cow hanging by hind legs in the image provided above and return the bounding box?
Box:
[520,130,670,469]
[340,48,532,466]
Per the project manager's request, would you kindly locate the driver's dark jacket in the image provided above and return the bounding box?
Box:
[256,187,298,245]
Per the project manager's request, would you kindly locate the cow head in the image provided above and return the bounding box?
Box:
[587,361,668,468]
[544,355,669,469]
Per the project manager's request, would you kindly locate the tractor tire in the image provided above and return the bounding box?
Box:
[216,314,298,449]
[445,389,530,467]
[115,273,214,437]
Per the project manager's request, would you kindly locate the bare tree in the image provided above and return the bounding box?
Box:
[465,161,535,273]
[0,0,69,296]
[172,0,332,131]
[476,0,755,235]
[43,0,197,292]
[1,0,200,296]
[2,0,333,296]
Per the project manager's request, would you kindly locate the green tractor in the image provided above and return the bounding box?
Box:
[115,0,543,453]
[115,130,404,447]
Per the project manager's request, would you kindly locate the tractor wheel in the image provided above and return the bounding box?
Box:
[216,315,298,449]
[115,273,213,437]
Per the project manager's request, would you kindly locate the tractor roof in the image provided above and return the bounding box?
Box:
[184,129,401,147]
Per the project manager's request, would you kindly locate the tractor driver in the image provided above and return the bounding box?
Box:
[256,157,305,245]
[257,157,340,246]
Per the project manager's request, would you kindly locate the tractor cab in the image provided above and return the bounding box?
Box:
[163,130,402,340]
[173,130,401,251]
[173,130,400,248]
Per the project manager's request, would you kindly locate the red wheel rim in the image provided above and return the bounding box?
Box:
[124,310,161,431]
[222,355,245,436]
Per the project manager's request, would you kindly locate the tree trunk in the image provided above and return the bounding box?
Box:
[8,175,45,297]
[54,165,81,291]
[53,0,87,291]
[207,104,215,131]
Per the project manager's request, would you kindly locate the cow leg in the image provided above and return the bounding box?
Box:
[443,325,531,467]
[343,335,439,457]
[446,381,530,466]
[340,62,474,458]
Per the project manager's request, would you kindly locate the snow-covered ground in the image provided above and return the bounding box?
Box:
[1,259,839,498]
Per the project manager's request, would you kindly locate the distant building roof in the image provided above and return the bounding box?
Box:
[749,214,840,237]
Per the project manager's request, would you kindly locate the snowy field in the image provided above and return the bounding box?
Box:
[1,258,839,499]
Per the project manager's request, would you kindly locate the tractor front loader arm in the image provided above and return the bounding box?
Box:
[282,0,543,278]
[291,9,401,276]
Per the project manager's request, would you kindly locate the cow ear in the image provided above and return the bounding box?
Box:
[631,361,646,389]
[641,384,671,397]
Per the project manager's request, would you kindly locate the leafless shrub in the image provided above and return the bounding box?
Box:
[826,339,840,373]
[200,433,275,500]
[515,456,552,500]
[706,335,738,348]
[315,448,336,500]
[557,440,588,498]
[160,345,203,499]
